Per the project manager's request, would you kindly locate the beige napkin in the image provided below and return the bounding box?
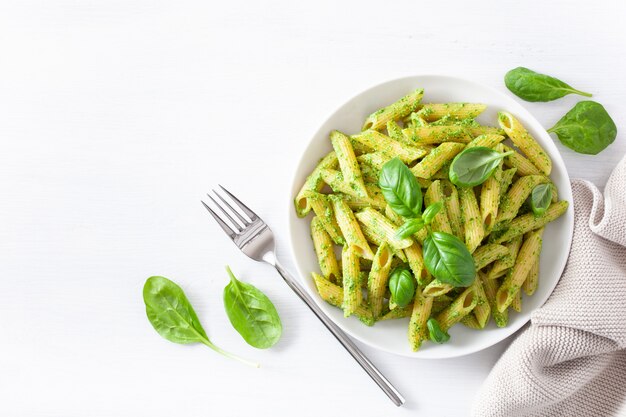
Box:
[472,155,626,417]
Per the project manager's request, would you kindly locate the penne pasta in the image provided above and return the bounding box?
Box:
[402,125,472,145]
[459,187,484,253]
[363,88,424,131]
[342,245,362,316]
[466,134,506,149]
[471,278,490,328]
[480,162,502,233]
[436,286,478,332]
[411,142,465,179]
[498,112,552,175]
[523,258,540,295]
[461,315,482,329]
[330,196,375,259]
[498,167,518,202]
[294,151,338,217]
[312,273,374,325]
[408,289,433,351]
[511,290,522,313]
[367,243,394,318]
[441,180,464,240]
[295,89,568,351]
[501,144,542,176]
[424,180,454,235]
[422,279,453,298]
[304,191,345,245]
[418,103,487,122]
[491,201,568,244]
[387,120,415,147]
[473,243,509,270]
[496,228,544,312]
[357,152,390,171]
[404,241,431,286]
[352,130,428,163]
[330,130,368,199]
[488,235,523,279]
[480,272,508,327]
[320,169,386,210]
[496,175,550,225]
[355,207,413,251]
[311,216,341,284]
[379,305,412,321]
[360,163,379,184]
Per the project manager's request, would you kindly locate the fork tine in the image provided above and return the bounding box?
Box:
[213,189,250,225]
[206,194,243,232]
[218,185,259,220]
[201,200,237,238]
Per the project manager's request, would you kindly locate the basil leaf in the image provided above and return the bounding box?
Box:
[143,276,258,367]
[423,232,476,287]
[396,218,425,239]
[531,183,552,216]
[379,157,422,218]
[449,147,513,187]
[224,266,282,349]
[427,318,450,344]
[504,67,592,102]
[388,267,415,308]
[422,202,443,225]
[548,101,617,155]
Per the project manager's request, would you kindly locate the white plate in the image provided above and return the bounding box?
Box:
[287,75,574,358]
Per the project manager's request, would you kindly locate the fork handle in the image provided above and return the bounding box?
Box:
[273,260,406,407]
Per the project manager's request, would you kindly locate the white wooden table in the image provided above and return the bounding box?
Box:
[1,1,625,415]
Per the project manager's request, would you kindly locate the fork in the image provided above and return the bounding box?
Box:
[201,185,405,407]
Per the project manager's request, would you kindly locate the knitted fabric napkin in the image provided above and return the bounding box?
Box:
[472,155,626,417]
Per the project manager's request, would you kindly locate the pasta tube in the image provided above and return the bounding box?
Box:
[408,289,433,351]
[352,130,427,163]
[496,175,550,225]
[363,88,424,131]
[330,196,375,259]
[496,228,544,312]
[411,142,466,179]
[304,191,345,245]
[311,216,341,283]
[330,130,368,199]
[491,201,568,244]
[367,243,393,318]
[294,151,338,217]
[480,272,508,327]
[498,112,552,175]
[459,187,484,253]
[418,102,487,122]
[312,273,373,325]
[424,180,453,235]
[342,245,362,316]
[436,286,478,332]
[355,207,413,251]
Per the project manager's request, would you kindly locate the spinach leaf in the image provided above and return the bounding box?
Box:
[388,267,415,308]
[427,318,450,344]
[224,266,282,349]
[422,201,443,225]
[143,276,259,367]
[423,232,476,287]
[547,101,617,155]
[395,218,425,239]
[505,67,592,102]
[531,183,552,216]
[379,157,422,218]
[449,147,513,187]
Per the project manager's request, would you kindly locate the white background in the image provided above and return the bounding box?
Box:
[1,1,625,416]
